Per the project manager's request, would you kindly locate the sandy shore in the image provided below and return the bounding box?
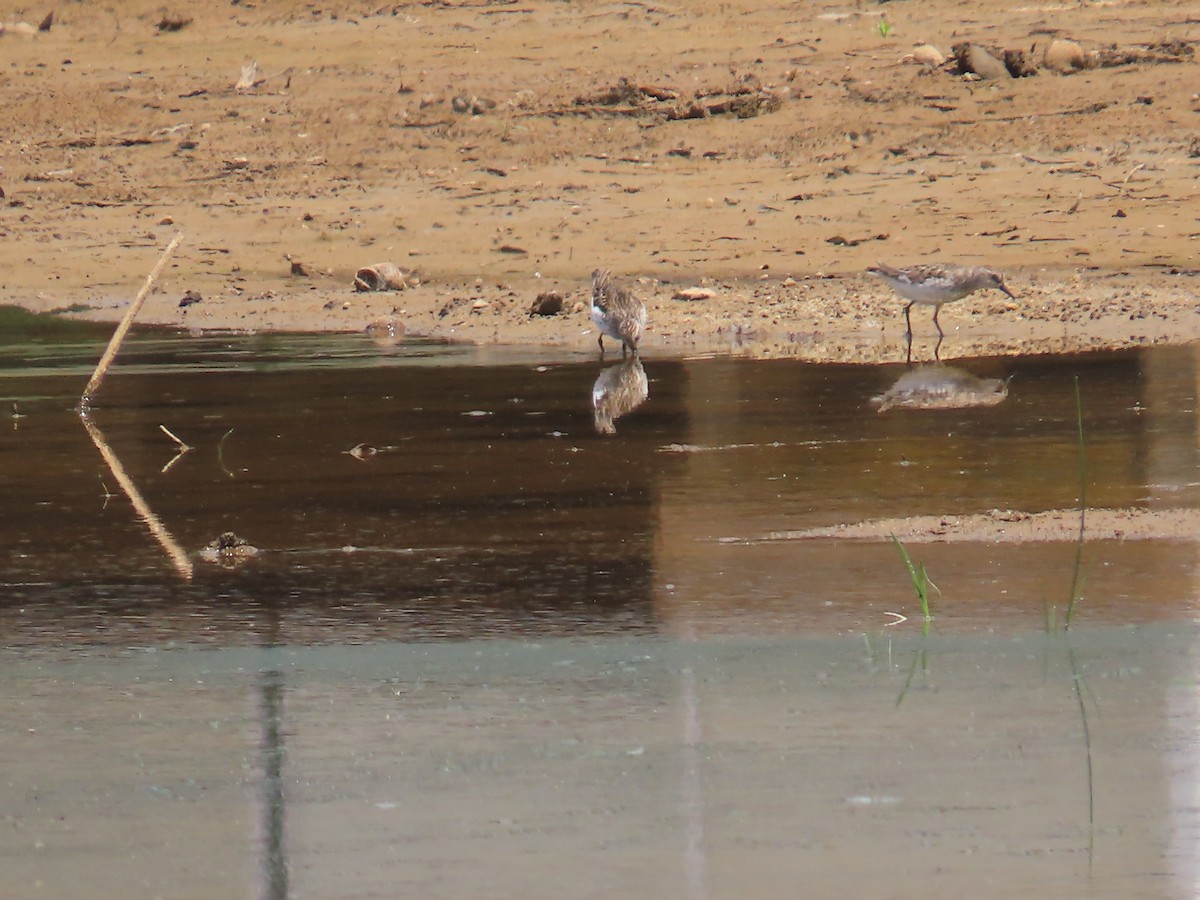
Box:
[1,0,1197,362]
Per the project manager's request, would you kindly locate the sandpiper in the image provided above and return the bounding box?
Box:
[867,262,1016,339]
[590,269,647,358]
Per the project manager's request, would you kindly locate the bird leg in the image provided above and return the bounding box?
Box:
[934,332,944,362]
[597,334,606,358]
[932,305,945,339]
[903,302,914,341]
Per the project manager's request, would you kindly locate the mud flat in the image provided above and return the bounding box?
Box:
[0,0,1197,360]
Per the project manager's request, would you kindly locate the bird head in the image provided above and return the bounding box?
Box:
[983,269,1016,299]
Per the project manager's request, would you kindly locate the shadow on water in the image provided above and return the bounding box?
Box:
[4,317,1200,897]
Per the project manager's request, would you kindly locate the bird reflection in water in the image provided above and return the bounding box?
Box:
[592,356,649,434]
[872,364,1009,413]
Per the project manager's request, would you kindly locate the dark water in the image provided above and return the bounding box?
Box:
[2,324,1198,644]
[2,316,1199,898]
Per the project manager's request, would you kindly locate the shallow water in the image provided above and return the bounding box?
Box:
[2,319,1199,898]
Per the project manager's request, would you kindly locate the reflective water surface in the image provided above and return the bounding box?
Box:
[2,316,1199,898]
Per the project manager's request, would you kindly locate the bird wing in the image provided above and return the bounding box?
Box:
[900,263,962,285]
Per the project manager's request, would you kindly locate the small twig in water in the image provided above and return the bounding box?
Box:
[158,424,194,474]
[98,474,115,508]
[345,442,400,461]
[159,424,192,450]
[161,449,190,475]
[217,427,237,478]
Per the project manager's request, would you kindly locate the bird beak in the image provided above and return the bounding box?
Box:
[998,280,1016,300]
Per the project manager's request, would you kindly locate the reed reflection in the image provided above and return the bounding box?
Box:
[78,413,194,580]
[259,665,289,900]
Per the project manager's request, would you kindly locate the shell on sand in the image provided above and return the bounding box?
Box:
[353,262,419,292]
[1043,39,1088,73]
[953,43,1010,80]
[235,61,260,93]
[364,316,405,345]
[673,286,716,302]
[906,44,946,67]
[0,21,39,37]
[1003,48,1039,78]
[529,291,564,316]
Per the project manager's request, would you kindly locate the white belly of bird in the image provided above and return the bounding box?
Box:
[591,304,622,339]
[885,277,972,306]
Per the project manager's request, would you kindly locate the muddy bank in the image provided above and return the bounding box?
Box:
[758,506,1200,543]
[0,1,1197,361]
[51,266,1200,364]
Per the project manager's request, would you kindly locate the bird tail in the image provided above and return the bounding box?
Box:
[867,261,901,277]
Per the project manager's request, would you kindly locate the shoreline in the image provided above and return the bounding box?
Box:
[3,0,1197,365]
[24,264,1200,366]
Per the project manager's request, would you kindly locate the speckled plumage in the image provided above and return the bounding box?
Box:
[867,262,1016,338]
[590,269,647,357]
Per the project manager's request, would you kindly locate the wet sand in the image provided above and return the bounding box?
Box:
[766,506,1200,543]
[1,0,1198,362]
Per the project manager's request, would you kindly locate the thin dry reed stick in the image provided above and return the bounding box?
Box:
[78,232,184,410]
